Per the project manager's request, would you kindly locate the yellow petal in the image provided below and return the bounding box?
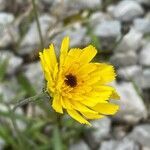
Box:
[72,85,92,94]
[63,48,82,72]
[39,52,49,79]
[72,101,98,114]
[61,98,73,110]
[67,109,91,125]
[79,45,97,64]
[44,44,57,72]
[80,92,111,107]
[53,63,58,81]
[97,63,116,84]
[60,36,70,66]
[52,95,63,113]
[92,103,119,115]
[39,44,57,81]
[81,112,104,120]
[79,86,114,107]
[76,63,97,76]
[110,90,120,100]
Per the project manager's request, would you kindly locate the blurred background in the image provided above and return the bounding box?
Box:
[0,0,150,149]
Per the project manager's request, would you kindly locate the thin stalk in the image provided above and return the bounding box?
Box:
[53,114,63,150]
[13,92,48,111]
[32,0,44,49]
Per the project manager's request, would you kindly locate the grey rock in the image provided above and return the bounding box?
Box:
[93,20,121,38]
[110,0,144,21]
[19,14,56,55]
[141,69,150,89]
[113,82,147,123]
[51,0,101,18]
[135,0,150,6]
[0,138,5,150]
[128,124,150,148]
[0,51,23,74]
[112,125,128,139]
[23,62,44,93]
[110,51,138,67]
[69,0,102,10]
[118,65,142,80]
[52,24,88,56]
[90,12,112,27]
[69,140,90,150]
[117,65,143,90]
[58,0,102,10]
[0,12,14,24]
[116,29,143,52]
[0,78,20,102]
[139,43,150,66]
[91,117,111,141]
[100,138,139,150]
[84,118,111,149]
[133,18,150,34]
[0,13,19,48]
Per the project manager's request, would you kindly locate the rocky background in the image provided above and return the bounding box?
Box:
[0,0,150,150]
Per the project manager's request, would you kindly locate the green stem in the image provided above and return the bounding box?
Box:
[53,124,63,150]
[13,92,48,111]
[32,0,44,49]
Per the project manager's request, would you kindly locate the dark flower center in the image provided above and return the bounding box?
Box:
[65,74,77,87]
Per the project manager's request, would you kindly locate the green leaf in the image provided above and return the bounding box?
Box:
[0,125,18,149]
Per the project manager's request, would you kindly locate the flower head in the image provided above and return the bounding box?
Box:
[39,37,119,125]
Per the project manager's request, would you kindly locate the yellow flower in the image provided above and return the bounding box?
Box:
[39,37,119,125]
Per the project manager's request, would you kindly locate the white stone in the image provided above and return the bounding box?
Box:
[116,29,143,52]
[133,18,150,34]
[0,78,20,103]
[100,138,139,150]
[24,62,44,92]
[64,0,102,10]
[139,43,150,66]
[93,20,121,38]
[52,24,88,56]
[90,12,111,27]
[20,14,56,55]
[113,82,147,123]
[0,12,14,25]
[91,118,111,141]
[111,0,144,21]
[135,0,150,6]
[85,118,111,149]
[0,51,23,74]
[118,65,142,80]
[141,69,150,89]
[128,124,150,148]
[110,51,138,67]
[69,140,90,150]
[0,13,19,48]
